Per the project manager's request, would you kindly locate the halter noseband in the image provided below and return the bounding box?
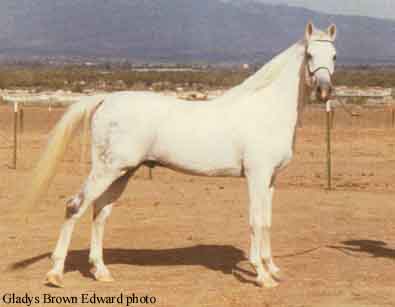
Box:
[306,39,334,77]
[308,66,332,77]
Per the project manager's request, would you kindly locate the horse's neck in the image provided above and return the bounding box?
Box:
[216,43,309,119]
[297,61,311,125]
[219,42,301,102]
[255,48,306,116]
[278,53,304,102]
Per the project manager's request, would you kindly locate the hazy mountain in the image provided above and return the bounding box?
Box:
[0,0,394,64]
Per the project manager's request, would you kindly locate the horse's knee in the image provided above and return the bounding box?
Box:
[250,210,265,229]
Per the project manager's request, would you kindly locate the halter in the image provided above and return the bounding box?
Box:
[305,39,335,78]
[308,65,332,77]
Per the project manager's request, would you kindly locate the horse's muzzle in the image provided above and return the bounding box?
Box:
[316,84,332,102]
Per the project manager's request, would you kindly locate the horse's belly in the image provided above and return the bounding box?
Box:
[156,160,243,177]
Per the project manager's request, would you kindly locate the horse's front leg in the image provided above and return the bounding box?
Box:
[261,185,282,280]
[246,170,278,288]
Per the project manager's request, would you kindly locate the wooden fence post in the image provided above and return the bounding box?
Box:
[19,107,24,134]
[326,100,332,190]
[330,108,335,130]
[13,102,18,169]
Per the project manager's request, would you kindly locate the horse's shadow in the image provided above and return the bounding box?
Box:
[329,240,395,259]
[10,244,256,282]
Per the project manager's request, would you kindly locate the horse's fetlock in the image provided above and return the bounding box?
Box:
[88,256,99,265]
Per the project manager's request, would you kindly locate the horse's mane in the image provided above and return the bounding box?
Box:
[220,40,305,100]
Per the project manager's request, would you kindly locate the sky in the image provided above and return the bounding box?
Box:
[255,0,395,20]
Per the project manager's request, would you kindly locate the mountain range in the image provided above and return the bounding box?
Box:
[0,0,395,64]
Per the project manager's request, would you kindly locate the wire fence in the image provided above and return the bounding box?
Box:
[2,101,395,190]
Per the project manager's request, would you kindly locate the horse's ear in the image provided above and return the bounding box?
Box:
[327,24,337,41]
[305,22,314,40]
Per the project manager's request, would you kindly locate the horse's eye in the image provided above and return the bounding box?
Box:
[333,55,337,61]
[306,53,312,60]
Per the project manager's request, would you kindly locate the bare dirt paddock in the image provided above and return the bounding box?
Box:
[0,104,394,307]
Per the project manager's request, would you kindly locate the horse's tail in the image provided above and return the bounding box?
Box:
[24,95,104,208]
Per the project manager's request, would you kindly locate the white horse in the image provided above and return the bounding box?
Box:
[26,22,337,288]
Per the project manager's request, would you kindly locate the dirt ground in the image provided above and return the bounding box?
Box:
[0,103,394,307]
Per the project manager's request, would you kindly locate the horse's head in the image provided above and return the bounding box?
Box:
[304,22,337,102]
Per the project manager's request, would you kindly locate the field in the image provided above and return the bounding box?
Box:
[0,103,394,307]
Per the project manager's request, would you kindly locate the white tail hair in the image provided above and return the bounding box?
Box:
[24,95,104,209]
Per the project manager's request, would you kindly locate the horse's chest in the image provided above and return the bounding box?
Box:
[258,127,295,169]
[274,127,296,169]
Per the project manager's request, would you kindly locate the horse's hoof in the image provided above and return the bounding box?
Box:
[96,274,115,283]
[44,272,64,288]
[91,267,114,282]
[271,270,284,281]
[256,276,279,288]
[264,277,279,288]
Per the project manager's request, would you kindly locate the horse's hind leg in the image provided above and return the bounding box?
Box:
[89,204,114,282]
[89,171,134,282]
[45,167,127,288]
